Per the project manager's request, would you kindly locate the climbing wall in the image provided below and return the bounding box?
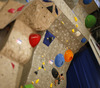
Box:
[18,0,89,88]
[0,0,32,29]
[19,31,70,88]
[0,54,23,88]
[18,0,62,31]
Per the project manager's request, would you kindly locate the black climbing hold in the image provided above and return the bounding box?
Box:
[52,68,59,79]
[41,65,44,69]
[47,5,53,13]
[55,5,58,15]
[49,37,52,43]
[34,71,38,75]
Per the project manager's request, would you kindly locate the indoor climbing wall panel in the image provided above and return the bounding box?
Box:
[0,0,31,29]
[18,0,57,31]
[49,13,87,53]
[72,3,88,24]
[0,54,23,88]
[52,0,90,40]
[0,20,35,64]
[19,32,70,88]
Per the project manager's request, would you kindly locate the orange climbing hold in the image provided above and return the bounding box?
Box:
[64,49,74,62]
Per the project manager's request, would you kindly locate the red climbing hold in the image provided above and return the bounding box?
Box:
[8,8,15,13]
[17,5,25,11]
[29,34,41,48]
[11,63,15,69]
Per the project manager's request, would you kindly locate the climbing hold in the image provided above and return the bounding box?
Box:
[66,40,68,43]
[85,15,96,28]
[17,5,25,11]
[35,79,39,84]
[38,67,41,70]
[49,60,54,65]
[20,85,23,88]
[31,81,34,84]
[26,0,29,2]
[42,62,45,65]
[43,0,52,2]
[11,63,15,69]
[34,71,38,75]
[24,84,34,88]
[76,24,78,28]
[44,68,46,71]
[29,34,41,48]
[16,39,22,45]
[43,30,55,46]
[66,47,68,49]
[83,0,92,5]
[64,50,74,62]
[55,54,65,67]
[81,38,87,43]
[42,55,44,58]
[42,65,44,69]
[74,17,78,22]
[75,31,81,36]
[8,8,15,13]
[61,21,64,24]
[55,5,58,15]
[72,29,75,33]
[50,83,53,88]
[52,68,59,79]
[47,5,53,13]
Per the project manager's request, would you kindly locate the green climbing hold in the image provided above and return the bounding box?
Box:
[85,15,96,28]
[24,84,34,88]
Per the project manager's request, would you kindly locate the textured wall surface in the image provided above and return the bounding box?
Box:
[18,0,56,31]
[0,20,34,64]
[0,54,23,88]
[20,31,71,88]
[52,0,90,40]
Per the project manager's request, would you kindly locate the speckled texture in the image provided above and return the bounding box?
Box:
[18,0,55,31]
[49,14,86,53]
[52,0,90,40]
[20,31,70,88]
[0,20,35,64]
[72,3,88,24]
[0,54,23,88]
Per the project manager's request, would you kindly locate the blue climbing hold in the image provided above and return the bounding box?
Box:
[81,38,87,43]
[55,54,65,67]
[83,0,92,5]
[26,0,29,3]
[43,0,52,2]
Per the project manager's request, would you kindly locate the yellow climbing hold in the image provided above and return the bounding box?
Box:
[66,40,68,43]
[38,67,41,70]
[72,29,75,33]
[66,47,68,49]
[50,83,53,88]
[44,68,46,71]
[32,81,34,84]
[35,79,39,84]
[47,38,49,40]
[42,62,45,65]
[61,21,64,24]
[42,55,44,58]
[74,17,78,22]
[76,24,78,28]
[20,86,23,88]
